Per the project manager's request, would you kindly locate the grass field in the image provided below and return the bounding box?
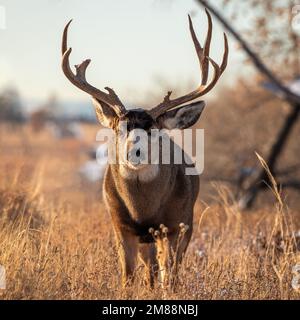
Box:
[0,124,299,299]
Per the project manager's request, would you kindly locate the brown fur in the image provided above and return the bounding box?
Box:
[61,13,228,288]
[103,125,199,287]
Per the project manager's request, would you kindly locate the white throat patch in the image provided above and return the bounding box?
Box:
[119,164,159,182]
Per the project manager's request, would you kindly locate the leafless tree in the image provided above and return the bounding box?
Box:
[197,0,300,208]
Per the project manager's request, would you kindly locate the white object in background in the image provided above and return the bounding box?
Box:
[261,76,300,98]
[79,144,108,182]
[288,77,300,96]
[96,143,108,165]
[78,160,107,182]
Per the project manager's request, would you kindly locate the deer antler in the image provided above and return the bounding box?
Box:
[149,9,228,119]
[61,20,127,117]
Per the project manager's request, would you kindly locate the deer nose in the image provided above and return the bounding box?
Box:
[127,148,145,164]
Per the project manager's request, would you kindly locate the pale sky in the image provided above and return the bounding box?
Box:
[0,0,242,109]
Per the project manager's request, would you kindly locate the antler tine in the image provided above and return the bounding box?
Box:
[75,59,91,81]
[188,9,212,86]
[202,9,212,85]
[220,33,229,75]
[61,20,126,116]
[149,10,228,119]
[197,57,221,95]
[62,19,72,56]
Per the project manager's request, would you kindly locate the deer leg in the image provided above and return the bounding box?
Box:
[169,223,192,287]
[115,229,138,288]
[138,243,158,288]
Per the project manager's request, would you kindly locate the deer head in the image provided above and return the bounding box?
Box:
[61,10,228,175]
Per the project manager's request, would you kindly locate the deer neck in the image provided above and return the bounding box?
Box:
[109,164,177,222]
[118,164,159,183]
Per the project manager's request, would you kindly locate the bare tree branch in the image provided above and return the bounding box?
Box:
[197,0,300,106]
[196,0,300,209]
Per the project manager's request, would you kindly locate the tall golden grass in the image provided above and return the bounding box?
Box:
[0,124,299,299]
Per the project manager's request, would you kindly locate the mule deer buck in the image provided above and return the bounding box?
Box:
[61,9,228,288]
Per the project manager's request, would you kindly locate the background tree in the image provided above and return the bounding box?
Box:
[197,0,300,208]
[0,87,25,124]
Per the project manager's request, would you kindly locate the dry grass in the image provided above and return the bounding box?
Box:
[0,124,300,300]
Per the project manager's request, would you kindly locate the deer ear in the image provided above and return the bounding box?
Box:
[92,98,118,128]
[156,101,205,129]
